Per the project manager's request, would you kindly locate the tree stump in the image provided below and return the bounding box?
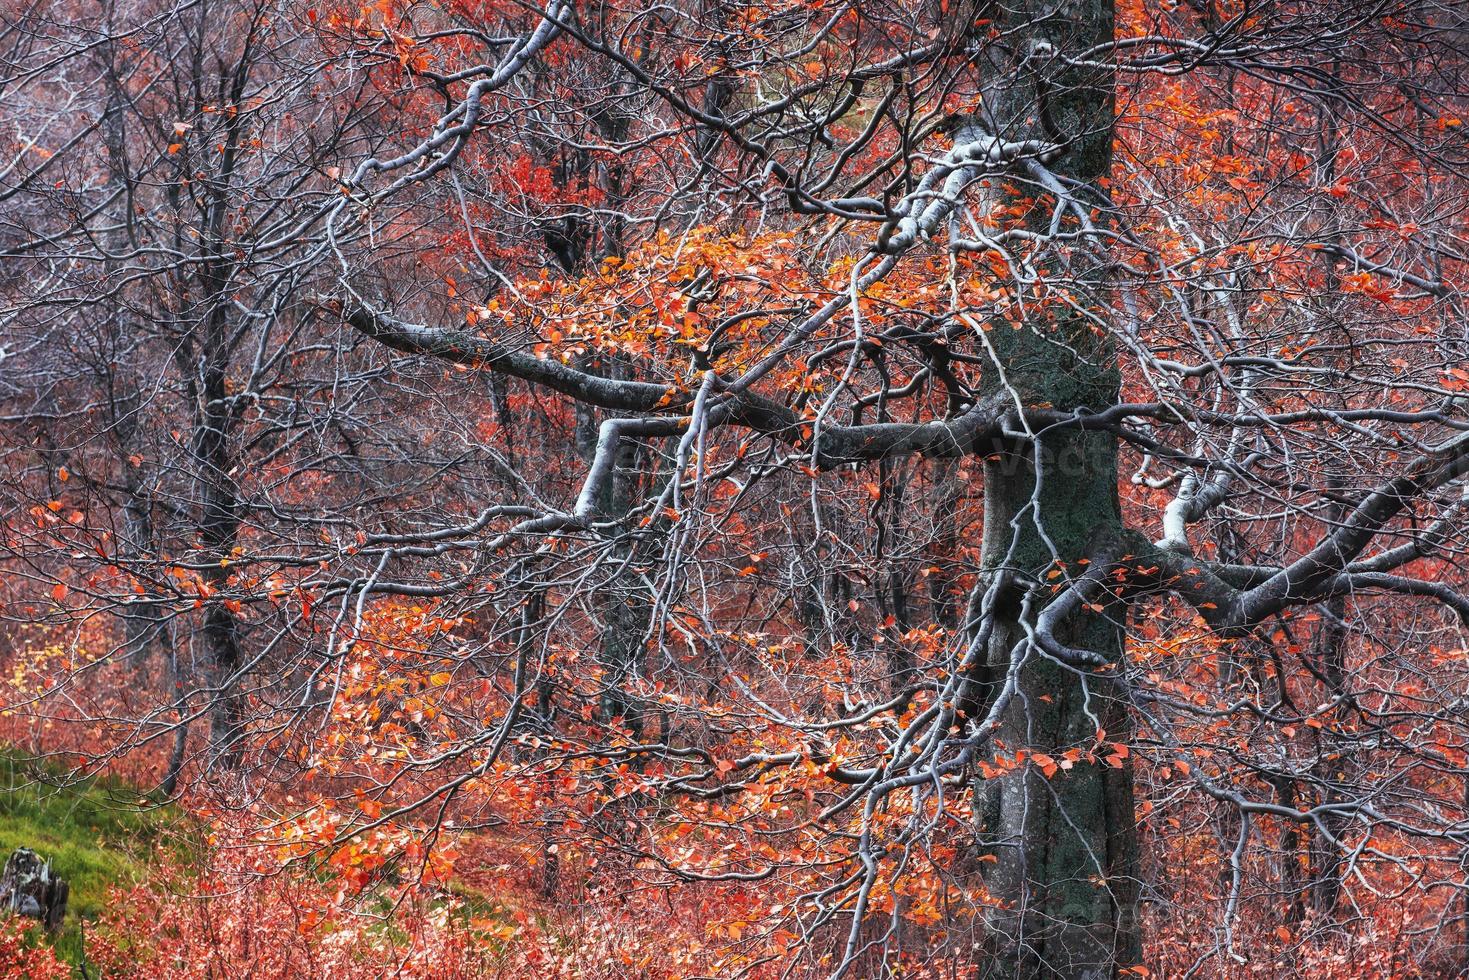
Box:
[1,848,68,931]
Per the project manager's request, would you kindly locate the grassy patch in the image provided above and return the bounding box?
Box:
[0,750,186,969]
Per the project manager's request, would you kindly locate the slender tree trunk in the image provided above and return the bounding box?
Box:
[971,2,1140,975]
[161,621,190,797]
[1309,592,1349,916]
[506,591,560,897]
[597,432,649,740]
[1306,78,1352,921]
[926,458,964,631]
[119,475,162,668]
[193,312,245,769]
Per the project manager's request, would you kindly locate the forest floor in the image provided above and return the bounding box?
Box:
[0,750,185,968]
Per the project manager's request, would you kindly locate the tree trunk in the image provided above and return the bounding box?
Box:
[192,315,245,770]
[119,475,163,668]
[597,432,650,741]
[161,622,191,797]
[975,437,1139,978]
[971,1,1140,975]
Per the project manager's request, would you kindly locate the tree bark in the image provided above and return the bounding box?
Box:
[192,311,245,769]
[1,848,68,932]
[971,1,1140,975]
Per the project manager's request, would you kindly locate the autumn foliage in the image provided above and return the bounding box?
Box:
[2,0,1469,977]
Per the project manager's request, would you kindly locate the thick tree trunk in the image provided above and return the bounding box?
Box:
[971,1,1140,976]
[975,437,1139,978]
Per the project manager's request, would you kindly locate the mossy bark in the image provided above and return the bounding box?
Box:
[971,1,1141,976]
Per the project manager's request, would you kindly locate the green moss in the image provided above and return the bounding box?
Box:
[0,750,188,971]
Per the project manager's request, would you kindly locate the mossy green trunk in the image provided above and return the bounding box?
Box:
[972,1,1140,976]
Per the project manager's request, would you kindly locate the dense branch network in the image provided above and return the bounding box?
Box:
[2,0,1468,975]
